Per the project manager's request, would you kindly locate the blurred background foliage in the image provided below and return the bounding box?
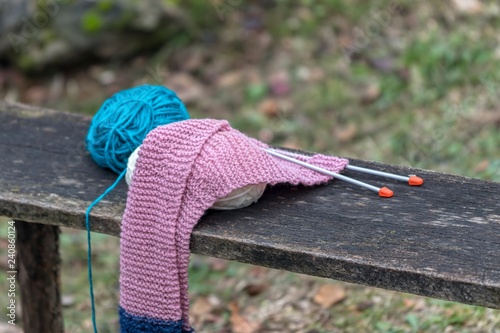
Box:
[0,0,499,332]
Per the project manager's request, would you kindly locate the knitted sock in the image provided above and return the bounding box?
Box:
[119,119,349,332]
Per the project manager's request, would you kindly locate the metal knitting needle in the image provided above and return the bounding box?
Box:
[345,165,424,186]
[263,148,393,198]
[264,148,423,186]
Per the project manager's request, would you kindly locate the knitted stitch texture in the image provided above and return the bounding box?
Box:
[119,119,349,332]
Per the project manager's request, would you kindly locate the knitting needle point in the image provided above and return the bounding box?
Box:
[345,165,424,186]
[263,148,393,198]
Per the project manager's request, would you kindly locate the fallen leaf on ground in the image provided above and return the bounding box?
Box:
[452,0,483,14]
[259,98,280,118]
[164,73,205,103]
[191,296,213,317]
[313,284,346,308]
[361,83,381,103]
[229,301,260,333]
[355,301,374,312]
[208,257,228,271]
[469,110,500,125]
[474,160,489,173]
[335,123,357,142]
[244,283,269,296]
[403,298,426,310]
[23,85,48,104]
[281,140,300,150]
[217,70,244,89]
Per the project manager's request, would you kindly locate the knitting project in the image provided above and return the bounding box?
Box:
[119,119,349,332]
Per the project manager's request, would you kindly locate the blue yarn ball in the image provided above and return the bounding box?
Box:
[86,85,190,174]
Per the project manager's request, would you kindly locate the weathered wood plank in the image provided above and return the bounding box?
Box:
[17,220,63,333]
[0,101,499,309]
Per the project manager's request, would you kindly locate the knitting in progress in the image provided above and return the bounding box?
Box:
[119,119,349,332]
[84,85,190,332]
[126,145,268,210]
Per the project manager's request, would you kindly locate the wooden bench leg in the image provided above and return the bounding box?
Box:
[16,220,64,333]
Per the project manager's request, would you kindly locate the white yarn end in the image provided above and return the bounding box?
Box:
[210,183,267,210]
[125,146,140,186]
[126,146,266,210]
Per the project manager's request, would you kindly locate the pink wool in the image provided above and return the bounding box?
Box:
[119,119,348,329]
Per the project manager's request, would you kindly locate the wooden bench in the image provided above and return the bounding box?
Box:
[1,100,499,332]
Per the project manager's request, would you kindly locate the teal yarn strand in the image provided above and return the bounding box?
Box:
[86,85,190,174]
[86,169,126,333]
[85,85,190,332]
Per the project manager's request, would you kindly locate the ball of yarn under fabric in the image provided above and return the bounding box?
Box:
[86,85,190,174]
[126,146,267,210]
[209,183,267,210]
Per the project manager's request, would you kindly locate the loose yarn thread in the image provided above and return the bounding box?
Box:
[85,170,126,332]
[85,85,189,332]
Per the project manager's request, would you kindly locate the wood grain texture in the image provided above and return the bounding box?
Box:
[16,220,63,333]
[1,101,499,309]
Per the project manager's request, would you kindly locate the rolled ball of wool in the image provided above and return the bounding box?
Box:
[126,145,267,209]
[210,183,267,210]
[86,85,189,174]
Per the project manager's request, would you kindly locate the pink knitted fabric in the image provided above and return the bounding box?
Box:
[119,119,348,332]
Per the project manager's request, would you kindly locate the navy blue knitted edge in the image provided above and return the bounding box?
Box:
[119,307,195,333]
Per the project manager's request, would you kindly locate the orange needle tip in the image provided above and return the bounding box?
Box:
[409,175,424,186]
[378,187,394,198]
